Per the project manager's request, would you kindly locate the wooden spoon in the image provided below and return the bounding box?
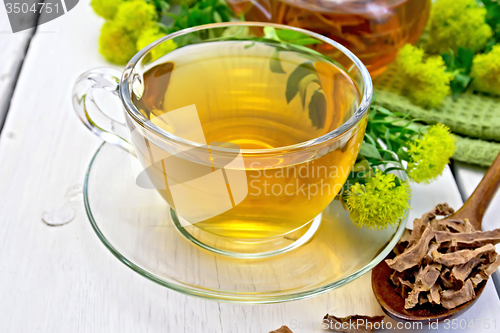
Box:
[372,153,500,322]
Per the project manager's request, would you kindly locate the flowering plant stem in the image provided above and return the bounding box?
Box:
[340,104,456,229]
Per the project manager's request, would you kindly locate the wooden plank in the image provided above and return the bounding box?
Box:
[0,3,223,332]
[0,7,36,129]
[0,1,498,332]
[453,161,500,297]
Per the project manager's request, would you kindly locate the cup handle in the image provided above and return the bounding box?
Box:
[72,67,135,155]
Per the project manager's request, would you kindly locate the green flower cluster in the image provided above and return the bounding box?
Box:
[342,106,456,229]
[407,124,456,183]
[471,45,500,95]
[93,0,166,65]
[136,26,177,61]
[91,0,126,20]
[397,44,453,109]
[345,171,411,230]
[99,21,138,65]
[393,0,500,106]
[92,0,234,65]
[427,0,492,54]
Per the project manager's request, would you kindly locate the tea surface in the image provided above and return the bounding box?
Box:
[133,41,365,240]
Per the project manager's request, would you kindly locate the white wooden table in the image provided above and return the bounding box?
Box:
[0,2,499,332]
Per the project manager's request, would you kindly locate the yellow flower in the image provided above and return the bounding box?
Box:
[99,21,137,65]
[427,0,492,54]
[136,26,177,61]
[407,124,456,183]
[91,0,126,20]
[114,1,157,37]
[471,45,500,96]
[397,44,454,109]
[345,171,411,230]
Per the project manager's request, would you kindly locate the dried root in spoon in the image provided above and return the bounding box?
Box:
[386,203,500,310]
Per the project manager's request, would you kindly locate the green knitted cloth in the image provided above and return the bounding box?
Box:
[374,65,500,166]
[453,135,500,167]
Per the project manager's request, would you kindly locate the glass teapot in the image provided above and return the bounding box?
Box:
[228,0,431,77]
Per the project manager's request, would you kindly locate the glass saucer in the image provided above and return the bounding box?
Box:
[84,143,407,303]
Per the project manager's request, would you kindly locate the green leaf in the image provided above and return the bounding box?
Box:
[455,73,471,87]
[269,49,285,74]
[298,73,320,107]
[364,133,377,146]
[213,11,222,23]
[450,73,472,97]
[441,47,474,98]
[352,159,371,172]
[384,128,392,151]
[165,0,235,37]
[442,53,453,68]
[263,26,280,41]
[288,38,322,46]
[289,44,323,56]
[274,29,321,46]
[149,0,170,15]
[482,0,500,44]
[359,142,382,160]
[396,146,410,161]
[373,106,394,116]
[275,29,311,41]
[308,90,327,129]
[285,62,316,103]
[457,47,474,73]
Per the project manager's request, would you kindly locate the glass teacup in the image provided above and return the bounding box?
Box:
[73,22,372,258]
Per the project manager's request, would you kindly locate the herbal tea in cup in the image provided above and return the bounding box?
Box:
[73,23,372,258]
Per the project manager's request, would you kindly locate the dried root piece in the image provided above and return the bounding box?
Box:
[470,254,500,287]
[435,229,500,248]
[386,224,434,272]
[438,219,475,233]
[434,203,455,216]
[486,254,500,273]
[408,219,426,247]
[432,244,496,267]
[486,251,498,264]
[387,203,500,311]
[441,279,476,310]
[404,263,442,309]
[400,228,412,244]
[407,204,453,246]
[428,283,442,305]
[445,239,459,253]
[395,229,412,255]
[389,270,403,286]
[423,242,439,265]
[323,314,385,333]
[439,268,456,289]
[395,277,414,299]
[463,219,476,233]
[451,257,483,282]
[419,293,429,305]
[269,326,293,333]
[405,288,422,309]
[430,218,450,232]
[415,263,441,290]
